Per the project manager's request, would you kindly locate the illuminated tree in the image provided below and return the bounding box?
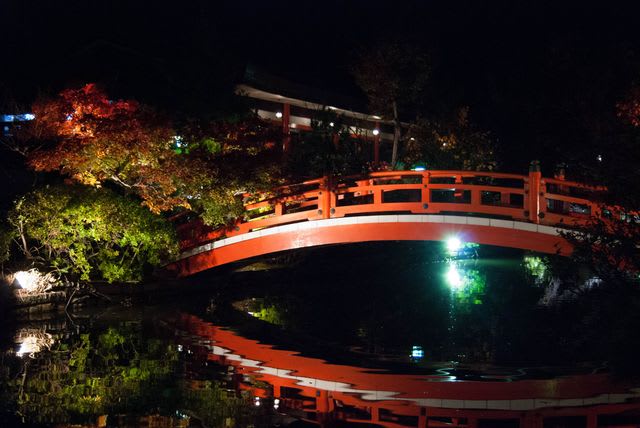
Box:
[26,84,205,213]
[24,84,283,226]
[7,185,177,282]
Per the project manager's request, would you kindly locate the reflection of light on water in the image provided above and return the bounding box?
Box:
[411,345,424,359]
[15,329,55,358]
[523,255,547,281]
[446,263,465,290]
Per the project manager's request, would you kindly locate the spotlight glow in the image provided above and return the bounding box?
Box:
[14,269,55,293]
[446,264,464,290]
[15,330,54,358]
[275,111,283,119]
[446,237,462,253]
[372,129,380,136]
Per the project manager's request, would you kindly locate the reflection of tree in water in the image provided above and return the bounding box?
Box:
[0,320,255,427]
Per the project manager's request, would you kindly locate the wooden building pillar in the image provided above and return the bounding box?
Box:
[282,103,291,153]
[373,121,380,165]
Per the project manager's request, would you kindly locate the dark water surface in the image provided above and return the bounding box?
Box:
[2,242,640,427]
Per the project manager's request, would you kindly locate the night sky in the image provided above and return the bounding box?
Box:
[2,0,640,172]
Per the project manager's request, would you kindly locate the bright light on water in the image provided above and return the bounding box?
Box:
[446,264,464,290]
[15,330,54,358]
[411,345,424,359]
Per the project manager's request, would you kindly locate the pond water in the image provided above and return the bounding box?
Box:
[1,242,640,427]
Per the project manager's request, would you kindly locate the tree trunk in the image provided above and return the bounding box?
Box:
[18,219,32,258]
[391,100,401,168]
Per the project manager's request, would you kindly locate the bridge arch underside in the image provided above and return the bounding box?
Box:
[173,215,573,276]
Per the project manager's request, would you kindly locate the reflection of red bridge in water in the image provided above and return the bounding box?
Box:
[171,164,608,276]
[174,313,640,428]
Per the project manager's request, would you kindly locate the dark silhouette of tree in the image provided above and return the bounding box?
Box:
[351,42,430,168]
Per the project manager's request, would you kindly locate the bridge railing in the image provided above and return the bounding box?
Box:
[176,167,607,250]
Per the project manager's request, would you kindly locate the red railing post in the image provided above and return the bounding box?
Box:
[319,175,334,219]
[454,174,463,199]
[421,172,430,211]
[274,202,284,216]
[528,161,542,223]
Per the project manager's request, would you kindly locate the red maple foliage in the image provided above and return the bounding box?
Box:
[616,87,640,127]
[27,84,283,222]
[28,84,211,212]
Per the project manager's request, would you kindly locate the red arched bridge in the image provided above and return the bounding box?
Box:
[169,164,606,276]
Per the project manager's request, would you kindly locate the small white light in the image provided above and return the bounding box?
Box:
[274,398,280,404]
[275,111,283,119]
[597,154,603,162]
[290,123,296,128]
[411,345,424,358]
[410,137,415,141]
[412,166,426,171]
[329,122,334,127]
[372,129,380,136]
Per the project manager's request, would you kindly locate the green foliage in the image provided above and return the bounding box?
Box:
[523,255,548,283]
[198,186,246,227]
[0,222,15,264]
[287,111,369,179]
[4,324,180,425]
[404,107,497,171]
[0,321,256,427]
[182,380,254,426]
[448,263,487,308]
[7,185,178,282]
